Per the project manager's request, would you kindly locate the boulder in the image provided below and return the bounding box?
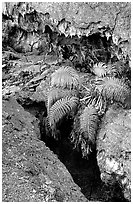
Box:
[96,105,131,201]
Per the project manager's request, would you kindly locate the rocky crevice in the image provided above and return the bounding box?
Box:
[15,98,128,202]
[2,97,89,202]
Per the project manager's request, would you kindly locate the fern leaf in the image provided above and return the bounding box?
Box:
[48,96,79,129]
[81,85,106,115]
[91,62,107,77]
[44,116,61,140]
[80,105,99,145]
[44,116,52,136]
[71,105,99,157]
[70,107,82,148]
[51,66,81,89]
[47,87,78,111]
[106,63,118,77]
[106,61,129,77]
[100,77,131,105]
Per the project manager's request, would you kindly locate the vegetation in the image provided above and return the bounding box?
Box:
[46,63,131,158]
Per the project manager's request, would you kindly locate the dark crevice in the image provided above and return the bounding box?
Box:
[40,118,127,202]
[16,99,127,201]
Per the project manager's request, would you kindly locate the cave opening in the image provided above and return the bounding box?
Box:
[54,31,118,75]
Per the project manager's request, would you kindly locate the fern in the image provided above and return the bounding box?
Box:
[45,116,61,140]
[51,66,81,89]
[106,63,119,77]
[90,62,127,79]
[98,77,131,105]
[91,62,107,77]
[80,105,99,156]
[106,61,130,78]
[47,87,78,111]
[81,85,107,115]
[48,96,79,130]
[70,105,99,158]
[44,116,52,137]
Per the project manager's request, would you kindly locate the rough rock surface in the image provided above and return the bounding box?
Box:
[3,2,131,57]
[2,53,58,105]
[2,2,131,202]
[2,97,88,202]
[96,105,131,201]
[31,2,131,58]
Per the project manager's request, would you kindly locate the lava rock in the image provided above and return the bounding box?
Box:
[96,105,131,201]
[2,97,88,202]
[2,2,131,58]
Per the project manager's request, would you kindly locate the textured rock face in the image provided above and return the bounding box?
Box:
[2,97,88,202]
[2,2,131,58]
[96,106,131,201]
[29,2,131,58]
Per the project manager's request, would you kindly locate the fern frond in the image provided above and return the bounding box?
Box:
[44,116,51,136]
[99,77,131,105]
[47,87,78,111]
[71,105,99,157]
[45,116,61,140]
[106,61,128,77]
[106,63,118,77]
[81,85,107,115]
[51,66,81,89]
[48,96,79,129]
[80,105,99,145]
[91,62,107,77]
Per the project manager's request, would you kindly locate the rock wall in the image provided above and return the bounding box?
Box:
[97,106,131,200]
[29,2,131,58]
[2,2,131,58]
[2,97,88,202]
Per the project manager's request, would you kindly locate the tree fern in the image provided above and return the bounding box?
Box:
[48,96,79,130]
[99,77,131,105]
[47,87,78,111]
[79,105,99,156]
[51,66,81,89]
